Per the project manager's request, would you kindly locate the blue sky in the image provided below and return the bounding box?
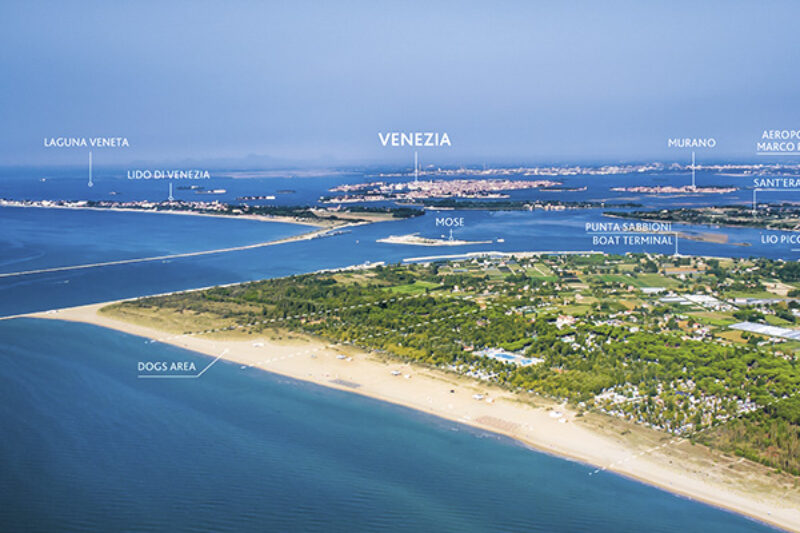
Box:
[1,0,799,166]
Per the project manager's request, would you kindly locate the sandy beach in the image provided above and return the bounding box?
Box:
[0,201,411,229]
[28,302,800,533]
[0,201,341,228]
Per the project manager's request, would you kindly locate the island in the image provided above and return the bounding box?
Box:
[610,185,738,194]
[607,204,800,231]
[371,161,800,179]
[324,178,562,203]
[376,232,492,246]
[0,198,424,228]
[418,199,641,210]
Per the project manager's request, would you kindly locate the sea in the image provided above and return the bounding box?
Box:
[0,166,787,531]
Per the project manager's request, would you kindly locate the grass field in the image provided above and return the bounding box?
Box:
[558,304,592,316]
[595,274,635,285]
[688,312,738,327]
[525,264,559,281]
[715,330,748,343]
[724,290,782,299]
[387,280,441,294]
[592,273,680,289]
[764,314,796,327]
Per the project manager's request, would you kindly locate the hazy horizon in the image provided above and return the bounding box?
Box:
[3,152,798,173]
[2,1,800,166]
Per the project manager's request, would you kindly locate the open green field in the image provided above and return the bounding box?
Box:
[724,290,782,299]
[99,252,800,477]
[558,304,593,316]
[593,273,680,288]
[387,280,440,294]
[688,311,737,327]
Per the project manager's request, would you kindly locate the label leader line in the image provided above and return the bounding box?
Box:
[138,349,228,379]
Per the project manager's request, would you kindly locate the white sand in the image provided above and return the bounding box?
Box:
[29,303,800,533]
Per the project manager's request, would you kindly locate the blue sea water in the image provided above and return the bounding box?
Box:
[0,206,796,317]
[0,168,793,531]
[0,205,308,275]
[0,165,770,208]
[0,319,777,532]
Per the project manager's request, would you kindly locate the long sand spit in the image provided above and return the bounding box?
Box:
[0,224,349,279]
[27,302,800,533]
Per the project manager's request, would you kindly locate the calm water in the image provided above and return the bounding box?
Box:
[0,319,776,532]
[0,205,796,317]
[0,205,308,275]
[0,165,771,208]
[0,168,790,531]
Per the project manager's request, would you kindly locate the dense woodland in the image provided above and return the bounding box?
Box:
[609,205,800,231]
[111,254,800,475]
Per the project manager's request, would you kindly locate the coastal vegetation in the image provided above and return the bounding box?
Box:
[84,200,425,223]
[103,253,800,475]
[608,204,800,231]
[414,199,641,210]
[0,198,423,225]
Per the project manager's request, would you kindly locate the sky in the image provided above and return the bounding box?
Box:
[1,0,799,167]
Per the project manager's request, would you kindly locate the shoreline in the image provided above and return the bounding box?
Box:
[603,211,800,234]
[402,249,605,262]
[0,202,333,227]
[0,223,349,280]
[0,201,412,229]
[25,301,800,533]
